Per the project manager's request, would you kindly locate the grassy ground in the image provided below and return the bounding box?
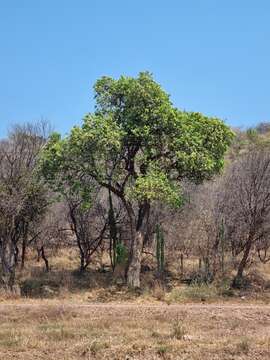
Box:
[6,248,270,304]
[1,249,270,358]
[0,302,269,359]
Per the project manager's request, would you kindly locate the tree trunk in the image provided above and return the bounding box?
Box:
[108,187,117,271]
[20,223,28,270]
[40,246,49,272]
[127,230,144,288]
[232,234,253,288]
[180,253,184,276]
[0,253,15,290]
[21,237,27,270]
[79,252,86,273]
[122,199,149,289]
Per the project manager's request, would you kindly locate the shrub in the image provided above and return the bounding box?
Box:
[156,344,170,357]
[168,284,218,302]
[89,340,109,355]
[189,269,214,285]
[236,337,250,354]
[152,283,166,301]
[216,281,235,297]
[0,329,21,348]
[20,278,58,298]
[171,319,186,340]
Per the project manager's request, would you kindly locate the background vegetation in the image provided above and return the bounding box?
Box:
[1,73,270,301]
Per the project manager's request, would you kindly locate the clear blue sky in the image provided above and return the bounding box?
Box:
[1,0,270,136]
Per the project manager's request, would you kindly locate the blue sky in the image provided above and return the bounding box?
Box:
[1,0,270,136]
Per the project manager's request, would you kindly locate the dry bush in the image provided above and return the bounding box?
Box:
[235,337,250,355]
[151,282,166,301]
[171,318,187,340]
[168,284,217,303]
[0,287,21,301]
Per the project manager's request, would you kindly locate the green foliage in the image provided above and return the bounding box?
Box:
[115,243,128,265]
[40,72,233,213]
[171,111,234,182]
[39,131,96,209]
[129,166,183,207]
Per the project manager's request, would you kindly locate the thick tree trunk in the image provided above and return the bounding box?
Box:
[127,230,144,288]
[232,234,253,288]
[0,242,16,290]
[121,198,149,289]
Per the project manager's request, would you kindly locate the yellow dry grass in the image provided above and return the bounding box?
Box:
[0,302,269,359]
[0,249,270,358]
[7,248,269,304]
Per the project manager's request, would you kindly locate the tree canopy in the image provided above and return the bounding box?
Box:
[42,72,233,205]
[40,72,234,287]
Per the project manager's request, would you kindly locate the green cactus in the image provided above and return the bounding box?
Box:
[156,224,165,273]
[108,187,118,269]
[115,242,128,265]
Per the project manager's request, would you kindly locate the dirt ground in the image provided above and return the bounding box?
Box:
[0,302,269,359]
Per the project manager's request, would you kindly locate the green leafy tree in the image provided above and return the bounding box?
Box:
[40,72,233,288]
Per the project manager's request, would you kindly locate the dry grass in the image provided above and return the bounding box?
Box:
[1,249,270,358]
[0,302,269,359]
[4,248,268,304]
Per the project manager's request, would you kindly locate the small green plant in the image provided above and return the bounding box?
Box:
[156,344,170,357]
[115,242,128,265]
[217,279,235,297]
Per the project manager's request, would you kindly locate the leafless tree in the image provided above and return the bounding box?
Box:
[222,149,270,286]
[28,201,69,272]
[256,122,270,134]
[66,189,108,272]
[0,121,50,288]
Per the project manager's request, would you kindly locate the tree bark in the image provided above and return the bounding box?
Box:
[0,241,16,290]
[232,233,253,287]
[118,195,149,288]
[127,230,144,288]
[21,237,27,270]
[40,246,49,272]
